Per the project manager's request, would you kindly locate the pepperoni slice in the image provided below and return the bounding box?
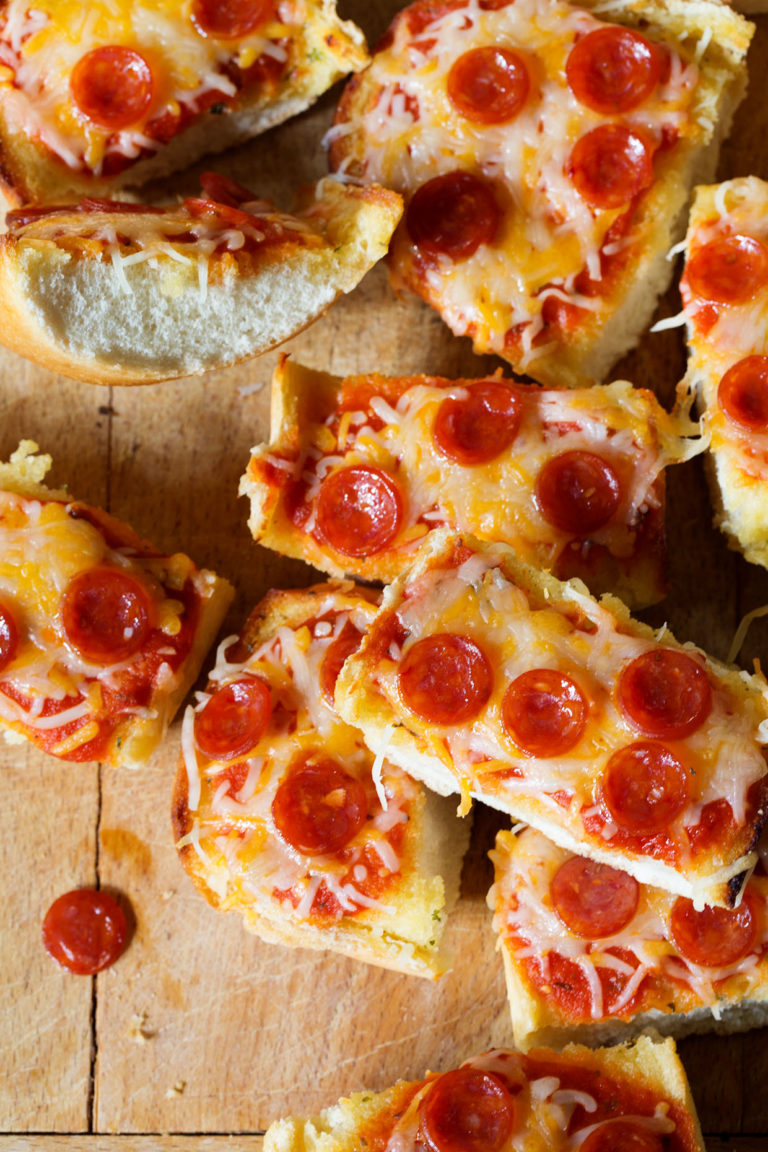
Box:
[432,380,522,465]
[535,450,620,534]
[685,234,768,305]
[0,601,19,673]
[314,466,403,558]
[61,567,153,664]
[668,892,759,969]
[191,0,273,38]
[319,620,364,707]
[398,633,493,726]
[406,171,501,260]
[579,1121,664,1152]
[601,741,689,834]
[70,47,154,130]
[272,756,368,856]
[42,889,128,975]
[567,124,654,210]
[717,356,768,431]
[551,855,639,938]
[617,649,712,739]
[566,27,660,114]
[419,1068,516,1152]
[194,677,272,761]
[500,669,587,757]
[447,46,529,124]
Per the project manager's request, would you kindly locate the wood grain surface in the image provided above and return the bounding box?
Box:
[1,0,767,1142]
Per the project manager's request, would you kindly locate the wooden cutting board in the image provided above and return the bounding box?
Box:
[1,2,768,1146]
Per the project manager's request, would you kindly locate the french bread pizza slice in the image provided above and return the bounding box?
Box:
[329,0,752,387]
[0,173,402,385]
[490,825,768,1051]
[679,176,768,569]
[241,357,699,608]
[336,529,768,908]
[264,1036,704,1152]
[0,440,233,767]
[0,0,367,214]
[172,581,468,978]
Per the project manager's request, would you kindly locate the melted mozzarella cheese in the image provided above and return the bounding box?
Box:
[337,0,700,355]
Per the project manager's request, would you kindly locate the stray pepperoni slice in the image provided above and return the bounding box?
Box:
[315,466,403,558]
[272,756,368,856]
[618,648,711,739]
[551,855,639,938]
[406,171,501,260]
[501,668,587,757]
[194,677,272,761]
[191,0,273,38]
[686,234,768,305]
[319,620,364,707]
[0,601,19,673]
[42,889,128,975]
[433,381,522,465]
[718,356,768,431]
[447,46,530,124]
[579,1121,664,1152]
[566,27,660,114]
[567,124,654,210]
[70,47,154,130]
[398,633,493,726]
[419,1068,516,1152]
[668,892,758,969]
[601,741,689,834]
[61,567,153,664]
[536,450,620,534]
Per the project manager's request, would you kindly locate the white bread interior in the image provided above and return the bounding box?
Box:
[0,180,402,385]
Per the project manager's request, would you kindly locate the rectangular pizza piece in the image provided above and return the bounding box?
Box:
[241,356,700,608]
[679,176,768,569]
[0,0,368,215]
[264,1035,705,1152]
[0,440,233,767]
[172,581,469,978]
[329,0,752,388]
[336,529,768,908]
[490,825,768,1052]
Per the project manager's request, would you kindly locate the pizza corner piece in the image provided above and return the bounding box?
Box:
[264,1036,705,1152]
[335,528,768,911]
[0,175,402,386]
[489,824,768,1053]
[171,581,470,979]
[329,0,752,388]
[240,355,702,610]
[0,440,234,768]
[0,0,368,217]
[679,175,768,571]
